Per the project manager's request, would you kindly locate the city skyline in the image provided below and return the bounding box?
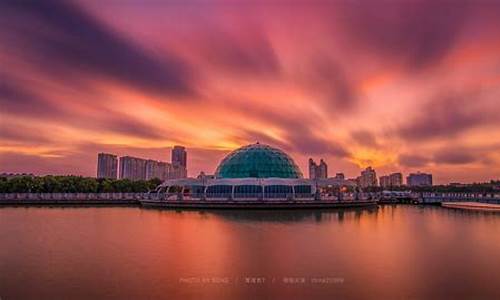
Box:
[1,1,500,184]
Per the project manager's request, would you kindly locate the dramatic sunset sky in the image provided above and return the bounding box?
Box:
[1,0,500,183]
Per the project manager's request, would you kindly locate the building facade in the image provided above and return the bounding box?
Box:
[407,172,433,186]
[97,153,118,179]
[120,157,177,181]
[334,173,345,180]
[119,156,146,180]
[379,175,390,188]
[172,146,187,168]
[309,159,317,179]
[380,172,403,188]
[308,158,328,179]
[359,167,378,188]
[171,146,187,179]
[390,173,403,186]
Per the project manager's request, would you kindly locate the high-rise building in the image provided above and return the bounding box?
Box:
[407,172,432,187]
[169,165,187,179]
[116,155,177,181]
[172,146,187,168]
[380,172,403,188]
[359,166,377,188]
[308,158,318,179]
[389,172,403,187]
[309,158,328,179]
[145,160,173,180]
[119,156,147,180]
[157,161,171,181]
[379,175,390,188]
[97,153,118,179]
[171,146,187,179]
[318,159,328,179]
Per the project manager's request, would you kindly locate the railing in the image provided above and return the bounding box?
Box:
[0,193,146,203]
[420,193,500,204]
[149,192,377,202]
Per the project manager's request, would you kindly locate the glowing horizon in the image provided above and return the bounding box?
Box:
[1,0,500,184]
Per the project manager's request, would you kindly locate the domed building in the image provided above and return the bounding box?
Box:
[155,143,315,200]
[145,143,372,207]
[215,143,303,179]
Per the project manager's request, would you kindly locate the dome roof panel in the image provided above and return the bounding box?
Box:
[215,143,303,178]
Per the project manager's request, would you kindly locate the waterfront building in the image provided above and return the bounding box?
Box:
[308,158,317,179]
[359,167,378,188]
[97,153,118,179]
[335,173,345,180]
[318,159,328,179]
[171,146,187,179]
[407,172,433,186]
[380,172,403,188]
[379,175,390,188]
[117,155,178,181]
[145,160,157,180]
[169,165,187,179]
[145,160,172,180]
[155,143,357,200]
[308,158,328,179]
[119,156,147,180]
[157,162,172,181]
[390,172,403,186]
[172,146,187,168]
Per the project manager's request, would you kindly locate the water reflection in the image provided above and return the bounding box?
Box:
[0,205,499,299]
[202,206,379,223]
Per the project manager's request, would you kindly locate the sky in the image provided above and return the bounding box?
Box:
[1,0,500,184]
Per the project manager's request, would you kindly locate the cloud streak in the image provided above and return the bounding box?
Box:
[0,0,196,97]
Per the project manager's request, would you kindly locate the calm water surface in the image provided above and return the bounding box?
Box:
[1,205,500,299]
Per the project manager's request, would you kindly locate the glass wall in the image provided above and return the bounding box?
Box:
[294,185,312,198]
[264,185,293,199]
[215,144,303,178]
[206,185,232,199]
[234,185,262,198]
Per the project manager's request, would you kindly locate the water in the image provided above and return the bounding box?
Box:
[1,205,500,299]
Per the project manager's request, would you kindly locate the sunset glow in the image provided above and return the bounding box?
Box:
[1,0,500,183]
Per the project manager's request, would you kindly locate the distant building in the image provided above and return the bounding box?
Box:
[309,158,318,179]
[318,159,328,179]
[407,172,433,187]
[379,175,390,188]
[380,172,403,188]
[119,156,147,180]
[169,165,187,179]
[171,146,187,178]
[359,167,377,188]
[0,173,34,178]
[97,153,118,179]
[390,173,403,187]
[157,162,172,181]
[146,160,174,180]
[334,173,345,180]
[308,158,328,179]
[172,146,187,168]
[197,171,215,180]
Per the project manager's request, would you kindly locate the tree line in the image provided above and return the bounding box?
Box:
[0,176,162,193]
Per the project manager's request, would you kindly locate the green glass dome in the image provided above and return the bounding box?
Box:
[215,143,303,178]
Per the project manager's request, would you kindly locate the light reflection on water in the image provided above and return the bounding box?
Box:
[1,205,499,299]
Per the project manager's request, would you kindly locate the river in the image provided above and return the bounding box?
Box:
[1,205,499,299]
